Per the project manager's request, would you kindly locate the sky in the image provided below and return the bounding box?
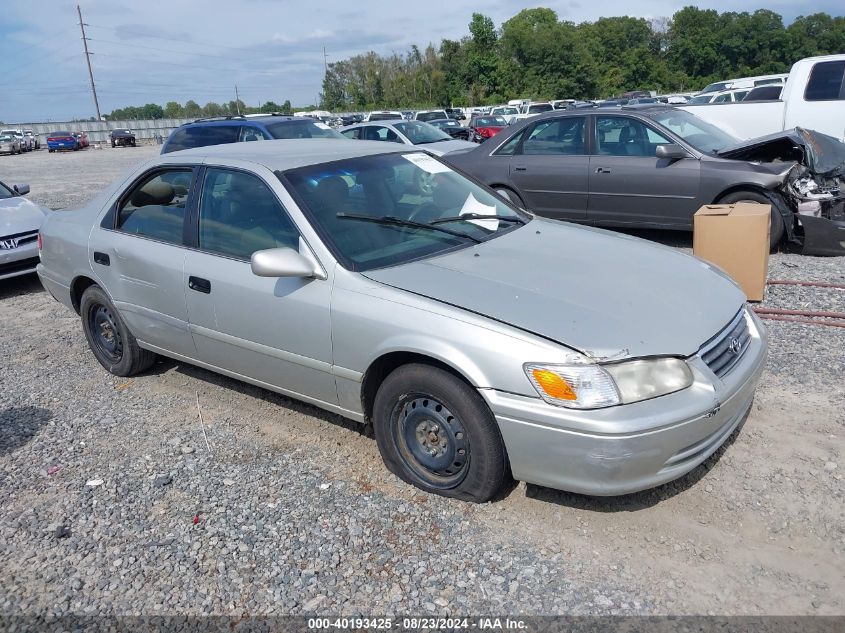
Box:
[1,0,842,123]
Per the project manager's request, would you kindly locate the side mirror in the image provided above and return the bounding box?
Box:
[251,247,319,279]
[13,184,30,196]
[656,144,689,160]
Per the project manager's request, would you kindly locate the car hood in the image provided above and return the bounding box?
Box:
[0,197,47,235]
[420,139,478,156]
[717,127,845,177]
[363,218,745,360]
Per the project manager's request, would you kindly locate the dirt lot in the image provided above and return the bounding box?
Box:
[1,146,843,617]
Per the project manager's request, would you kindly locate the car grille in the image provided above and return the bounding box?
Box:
[699,310,751,378]
[0,230,39,249]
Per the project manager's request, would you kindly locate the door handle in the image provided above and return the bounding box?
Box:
[595,167,612,174]
[188,276,211,294]
[93,251,110,266]
[513,165,527,171]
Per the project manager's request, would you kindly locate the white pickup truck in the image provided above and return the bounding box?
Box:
[680,54,845,142]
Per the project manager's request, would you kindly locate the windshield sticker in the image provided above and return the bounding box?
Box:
[460,193,500,230]
[402,153,452,174]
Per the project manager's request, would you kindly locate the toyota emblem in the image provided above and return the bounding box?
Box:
[728,337,743,355]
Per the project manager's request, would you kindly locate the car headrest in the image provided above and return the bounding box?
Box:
[132,181,175,207]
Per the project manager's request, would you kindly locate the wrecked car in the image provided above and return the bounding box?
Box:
[444,106,845,254]
[37,139,767,502]
[717,127,845,256]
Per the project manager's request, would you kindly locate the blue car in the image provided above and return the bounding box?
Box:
[46,131,80,152]
[161,114,344,154]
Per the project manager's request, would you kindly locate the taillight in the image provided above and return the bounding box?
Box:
[37,233,43,251]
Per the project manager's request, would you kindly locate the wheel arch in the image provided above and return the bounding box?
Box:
[711,184,794,240]
[69,275,99,314]
[360,351,479,423]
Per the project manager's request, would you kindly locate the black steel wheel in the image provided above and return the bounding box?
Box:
[88,303,123,364]
[374,363,510,502]
[394,395,470,489]
[80,285,156,376]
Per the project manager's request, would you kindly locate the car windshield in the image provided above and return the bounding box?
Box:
[687,94,714,105]
[51,131,71,136]
[393,121,451,144]
[649,110,739,153]
[283,152,527,271]
[434,120,459,128]
[267,121,343,139]
[527,104,553,113]
[474,116,507,127]
[700,81,730,94]
[0,181,13,199]
[494,107,518,115]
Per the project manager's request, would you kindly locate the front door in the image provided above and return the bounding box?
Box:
[588,115,701,228]
[183,166,336,404]
[89,167,197,357]
[507,116,589,220]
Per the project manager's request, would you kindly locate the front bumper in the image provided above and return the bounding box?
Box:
[0,241,39,280]
[480,309,768,496]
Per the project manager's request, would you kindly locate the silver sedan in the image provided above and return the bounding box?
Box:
[37,140,766,502]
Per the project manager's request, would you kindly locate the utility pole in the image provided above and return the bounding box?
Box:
[323,46,328,74]
[77,5,101,120]
[234,85,241,115]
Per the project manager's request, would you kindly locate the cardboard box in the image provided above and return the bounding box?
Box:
[693,203,770,302]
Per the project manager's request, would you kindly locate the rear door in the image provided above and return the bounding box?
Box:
[588,114,701,228]
[183,165,336,403]
[506,116,589,220]
[89,167,198,357]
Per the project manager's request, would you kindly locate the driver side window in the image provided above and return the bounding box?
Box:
[117,169,193,244]
[596,117,670,157]
[198,168,299,260]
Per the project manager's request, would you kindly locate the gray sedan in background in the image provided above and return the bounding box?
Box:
[444,106,845,251]
[37,139,766,502]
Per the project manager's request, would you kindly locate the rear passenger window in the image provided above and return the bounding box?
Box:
[164,125,240,152]
[522,118,585,155]
[805,61,845,101]
[238,126,267,142]
[198,168,299,260]
[117,170,192,244]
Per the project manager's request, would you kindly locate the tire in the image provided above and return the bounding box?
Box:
[373,363,510,502]
[80,285,156,376]
[716,190,784,250]
[48,149,54,153]
[111,141,116,148]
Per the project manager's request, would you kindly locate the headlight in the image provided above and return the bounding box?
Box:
[525,357,693,409]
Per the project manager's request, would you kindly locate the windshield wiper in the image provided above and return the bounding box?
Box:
[336,213,482,243]
[414,139,448,145]
[430,213,526,226]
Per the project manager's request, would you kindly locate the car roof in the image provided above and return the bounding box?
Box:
[179,115,299,128]
[166,138,411,171]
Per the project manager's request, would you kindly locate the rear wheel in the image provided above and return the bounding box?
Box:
[373,363,510,502]
[80,285,156,376]
[716,190,784,250]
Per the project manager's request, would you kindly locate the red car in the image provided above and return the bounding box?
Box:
[72,132,89,149]
[469,115,508,142]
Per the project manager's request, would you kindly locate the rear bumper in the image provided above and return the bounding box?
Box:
[36,264,75,310]
[480,309,767,496]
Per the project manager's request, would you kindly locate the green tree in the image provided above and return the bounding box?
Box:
[163,101,184,118]
[184,100,202,118]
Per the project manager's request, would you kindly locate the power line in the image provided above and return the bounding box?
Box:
[78,4,101,120]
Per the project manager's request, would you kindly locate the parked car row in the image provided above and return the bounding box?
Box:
[0,129,39,154]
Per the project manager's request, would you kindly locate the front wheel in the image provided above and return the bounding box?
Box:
[80,285,156,376]
[716,190,784,250]
[373,364,510,502]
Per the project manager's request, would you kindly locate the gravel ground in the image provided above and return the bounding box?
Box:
[1,147,843,618]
